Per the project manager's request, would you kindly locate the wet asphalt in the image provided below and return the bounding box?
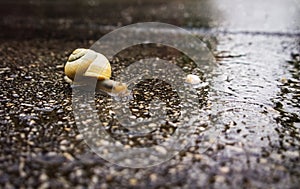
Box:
[0,0,300,188]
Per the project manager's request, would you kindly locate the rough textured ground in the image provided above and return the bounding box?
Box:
[0,0,300,188]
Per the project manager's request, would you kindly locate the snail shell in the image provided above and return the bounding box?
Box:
[65,48,129,96]
[65,48,111,81]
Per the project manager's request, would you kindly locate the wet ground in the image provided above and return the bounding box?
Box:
[0,0,300,188]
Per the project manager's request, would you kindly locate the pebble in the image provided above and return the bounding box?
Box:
[154,145,167,155]
[21,103,34,107]
[215,175,225,183]
[219,166,230,174]
[185,74,201,85]
[150,173,158,182]
[75,134,83,140]
[12,93,19,98]
[129,115,136,119]
[0,67,10,72]
[39,173,48,182]
[259,158,268,164]
[148,123,157,128]
[39,182,49,189]
[59,146,68,151]
[63,152,74,161]
[129,178,138,186]
[60,139,69,145]
[57,109,64,114]
[284,151,299,158]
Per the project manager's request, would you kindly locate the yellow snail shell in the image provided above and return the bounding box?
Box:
[65,48,111,80]
[65,48,129,96]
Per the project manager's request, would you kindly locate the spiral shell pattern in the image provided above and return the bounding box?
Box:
[65,48,111,81]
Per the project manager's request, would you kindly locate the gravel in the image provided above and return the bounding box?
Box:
[1,0,300,188]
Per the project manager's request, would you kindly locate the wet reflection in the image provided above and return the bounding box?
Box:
[211,0,300,32]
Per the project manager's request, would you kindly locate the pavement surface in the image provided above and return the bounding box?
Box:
[0,0,300,188]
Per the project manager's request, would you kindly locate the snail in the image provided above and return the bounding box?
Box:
[64,48,203,96]
[64,48,129,96]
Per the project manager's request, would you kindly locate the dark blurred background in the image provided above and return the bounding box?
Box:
[0,0,217,39]
[1,0,299,40]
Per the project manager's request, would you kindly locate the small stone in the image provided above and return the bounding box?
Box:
[12,93,19,98]
[21,103,34,107]
[75,134,83,140]
[194,154,203,160]
[270,153,282,161]
[294,122,300,129]
[64,127,71,132]
[28,120,36,126]
[39,182,49,188]
[148,123,157,129]
[150,174,157,182]
[75,169,83,177]
[124,145,131,149]
[219,166,230,174]
[63,152,74,161]
[155,145,167,155]
[129,178,138,186]
[60,140,69,145]
[215,175,225,183]
[129,115,136,119]
[260,158,268,164]
[169,168,177,174]
[0,67,10,71]
[105,174,113,182]
[109,110,115,115]
[285,151,299,158]
[60,145,67,151]
[20,133,25,139]
[185,74,201,85]
[39,173,48,181]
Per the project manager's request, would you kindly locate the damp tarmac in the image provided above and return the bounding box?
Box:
[0,0,299,188]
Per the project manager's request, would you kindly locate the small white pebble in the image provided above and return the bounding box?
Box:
[185,74,201,85]
[39,173,48,181]
[63,152,75,161]
[150,174,158,182]
[155,145,167,155]
[219,166,230,173]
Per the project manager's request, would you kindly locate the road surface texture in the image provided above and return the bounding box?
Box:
[0,0,299,188]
